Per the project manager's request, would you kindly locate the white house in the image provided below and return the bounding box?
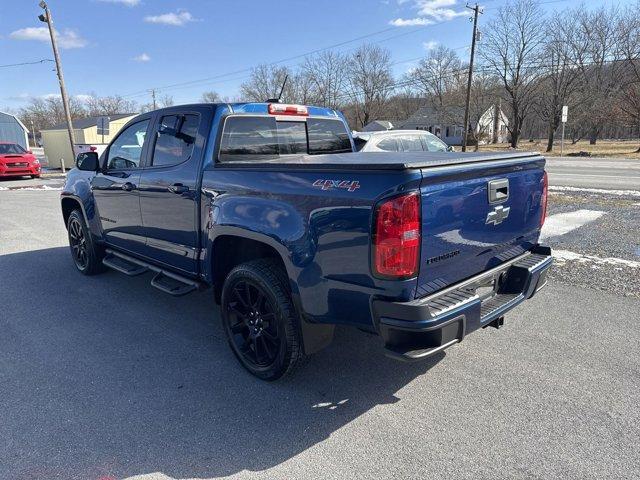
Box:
[362,120,395,132]
[399,105,509,145]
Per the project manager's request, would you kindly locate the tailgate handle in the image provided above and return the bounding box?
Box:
[488,179,509,203]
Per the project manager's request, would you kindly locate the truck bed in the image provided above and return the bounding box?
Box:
[216,151,543,170]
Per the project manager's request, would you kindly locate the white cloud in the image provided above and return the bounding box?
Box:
[133,52,151,62]
[390,0,466,27]
[389,17,433,26]
[144,10,196,26]
[415,0,466,20]
[423,40,438,50]
[9,27,87,49]
[97,0,140,6]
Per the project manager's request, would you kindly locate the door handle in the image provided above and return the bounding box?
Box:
[168,183,189,194]
[121,182,136,191]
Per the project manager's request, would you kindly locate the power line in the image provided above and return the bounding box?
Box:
[0,59,54,69]
[120,18,463,99]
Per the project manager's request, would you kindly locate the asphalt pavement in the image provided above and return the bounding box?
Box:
[1,188,639,479]
[546,156,640,190]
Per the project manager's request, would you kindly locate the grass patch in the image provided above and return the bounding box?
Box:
[477,139,640,159]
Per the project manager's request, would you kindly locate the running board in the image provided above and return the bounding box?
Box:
[103,249,203,296]
[103,253,148,276]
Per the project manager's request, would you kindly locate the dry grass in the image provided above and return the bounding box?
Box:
[476,139,640,159]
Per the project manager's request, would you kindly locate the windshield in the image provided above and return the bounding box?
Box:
[219,116,352,161]
[0,143,26,155]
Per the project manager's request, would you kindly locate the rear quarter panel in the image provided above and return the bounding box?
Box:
[201,167,422,328]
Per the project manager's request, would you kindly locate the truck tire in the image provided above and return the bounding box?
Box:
[221,259,305,381]
[67,209,104,275]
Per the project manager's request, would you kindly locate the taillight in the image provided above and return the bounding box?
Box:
[89,146,98,152]
[540,171,548,227]
[268,103,308,116]
[373,192,421,279]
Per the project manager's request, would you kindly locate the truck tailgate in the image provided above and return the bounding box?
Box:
[415,154,546,298]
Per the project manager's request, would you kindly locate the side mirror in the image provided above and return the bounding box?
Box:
[447,145,455,152]
[76,151,100,171]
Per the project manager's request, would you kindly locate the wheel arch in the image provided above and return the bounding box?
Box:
[60,195,88,229]
[209,229,334,355]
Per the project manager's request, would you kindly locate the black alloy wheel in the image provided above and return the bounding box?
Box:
[221,259,304,380]
[69,215,89,271]
[66,209,104,275]
[227,279,280,367]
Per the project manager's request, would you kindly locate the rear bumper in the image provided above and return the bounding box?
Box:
[372,245,552,361]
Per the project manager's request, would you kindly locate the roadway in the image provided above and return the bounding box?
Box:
[546,156,640,191]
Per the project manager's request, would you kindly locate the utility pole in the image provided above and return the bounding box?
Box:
[462,3,482,152]
[30,119,36,147]
[38,1,75,163]
[149,89,157,110]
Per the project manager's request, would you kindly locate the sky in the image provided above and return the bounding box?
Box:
[0,0,632,111]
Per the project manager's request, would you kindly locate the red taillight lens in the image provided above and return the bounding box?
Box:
[540,171,548,227]
[373,192,421,279]
[268,103,308,116]
[89,146,98,152]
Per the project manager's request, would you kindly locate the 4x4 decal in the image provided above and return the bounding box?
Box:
[313,179,361,192]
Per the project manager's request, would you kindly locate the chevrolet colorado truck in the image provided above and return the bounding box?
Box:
[61,102,552,380]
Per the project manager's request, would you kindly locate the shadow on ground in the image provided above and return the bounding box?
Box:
[0,247,440,480]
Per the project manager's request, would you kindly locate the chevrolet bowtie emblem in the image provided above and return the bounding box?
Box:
[486,205,510,225]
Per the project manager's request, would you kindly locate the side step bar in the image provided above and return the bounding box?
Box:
[103,249,204,296]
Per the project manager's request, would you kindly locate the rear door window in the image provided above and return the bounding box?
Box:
[151,114,200,167]
[401,135,425,152]
[376,137,400,152]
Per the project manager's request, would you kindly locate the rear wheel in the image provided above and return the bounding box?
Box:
[67,209,104,275]
[221,259,304,381]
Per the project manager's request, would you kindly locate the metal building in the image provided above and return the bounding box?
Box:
[0,111,30,150]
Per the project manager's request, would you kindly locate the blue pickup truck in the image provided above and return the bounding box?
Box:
[61,102,552,380]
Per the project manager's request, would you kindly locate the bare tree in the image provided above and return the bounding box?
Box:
[410,45,463,110]
[201,91,221,103]
[617,4,640,151]
[302,51,349,109]
[85,94,137,116]
[468,73,501,150]
[479,0,546,148]
[19,95,86,130]
[535,16,582,151]
[567,6,624,144]
[240,65,292,102]
[346,44,394,128]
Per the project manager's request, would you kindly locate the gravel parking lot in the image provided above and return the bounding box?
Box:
[1,188,639,480]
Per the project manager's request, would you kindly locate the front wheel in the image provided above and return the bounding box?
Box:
[67,209,104,275]
[221,259,305,381]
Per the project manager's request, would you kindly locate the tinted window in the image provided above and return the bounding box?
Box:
[219,116,352,162]
[376,137,400,152]
[423,133,449,152]
[106,119,149,169]
[219,116,278,161]
[277,121,307,154]
[151,114,199,166]
[0,143,26,154]
[307,118,352,154]
[401,136,425,152]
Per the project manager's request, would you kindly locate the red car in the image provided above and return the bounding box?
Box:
[0,142,41,178]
